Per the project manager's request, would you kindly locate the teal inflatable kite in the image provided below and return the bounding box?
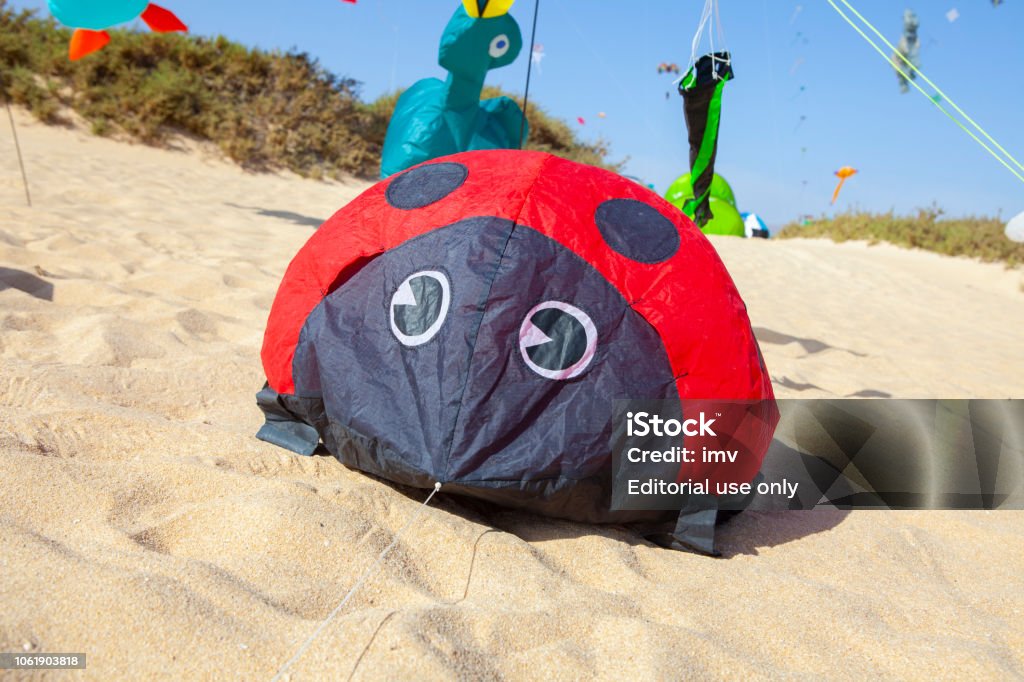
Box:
[380,0,527,178]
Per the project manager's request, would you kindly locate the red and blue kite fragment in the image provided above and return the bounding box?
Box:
[48,0,186,60]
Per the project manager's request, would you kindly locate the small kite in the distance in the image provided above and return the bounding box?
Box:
[831,166,858,204]
[48,1,187,60]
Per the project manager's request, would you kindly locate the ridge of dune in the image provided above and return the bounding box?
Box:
[1,109,1023,680]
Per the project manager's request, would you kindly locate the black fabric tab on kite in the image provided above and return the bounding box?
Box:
[680,51,733,228]
[642,493,722,556]
[255,384,323,456]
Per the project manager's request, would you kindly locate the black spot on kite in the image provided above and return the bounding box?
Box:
[386,163,468,210]
[595,198,680,264]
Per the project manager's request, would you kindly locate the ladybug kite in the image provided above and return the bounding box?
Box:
[258,150,777,553]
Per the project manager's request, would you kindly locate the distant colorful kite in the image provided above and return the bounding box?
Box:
[48,1,187,60]
[531,42,545,67]
[657,63,681,75]
[893,9,920,94]
[831,166,858,204]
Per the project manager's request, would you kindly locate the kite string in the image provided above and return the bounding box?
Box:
[835,0,1024,176]
[689,0,714,72]
[270,482,443,682]
[713,0,729,60]
[556,2,661,142]
[518,0,540,149]
[759,0,788,208]
[2,90,31,207]
[688,1,730,83]
[825,0,1024,186]
[708,0,714,65]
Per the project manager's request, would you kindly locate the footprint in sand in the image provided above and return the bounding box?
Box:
[176,309,220,341]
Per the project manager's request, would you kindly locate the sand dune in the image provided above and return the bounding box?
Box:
[2,108,1023,680]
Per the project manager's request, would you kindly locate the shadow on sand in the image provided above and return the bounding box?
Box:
[0,267,54,301]
[754,326,866,357]
[337,443,849,562]
[225,202,325,228]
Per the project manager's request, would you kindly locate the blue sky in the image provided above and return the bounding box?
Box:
[11,0,1024,228]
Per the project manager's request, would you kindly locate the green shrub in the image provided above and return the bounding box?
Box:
[0,0,617,178]
[777,208,1024,267]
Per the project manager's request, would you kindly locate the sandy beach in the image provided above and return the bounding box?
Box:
[2,108,1023,680]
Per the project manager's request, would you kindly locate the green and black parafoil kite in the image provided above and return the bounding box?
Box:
[678,52,733,228]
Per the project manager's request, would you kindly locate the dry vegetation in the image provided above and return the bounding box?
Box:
[778,208,1024,267]
[0,0,619,180]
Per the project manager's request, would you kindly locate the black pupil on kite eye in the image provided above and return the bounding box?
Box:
[526,308,587,371]
[385,162,469,210]
[394,276,444,337]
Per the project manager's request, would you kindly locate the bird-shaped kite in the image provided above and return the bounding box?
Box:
[380,0,525,177]
[48,1,187,61]
[831,166,858,204]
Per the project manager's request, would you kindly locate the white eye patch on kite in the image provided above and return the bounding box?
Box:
[390,271,451,347]
[489,34,511,59]
[519,302,598,380]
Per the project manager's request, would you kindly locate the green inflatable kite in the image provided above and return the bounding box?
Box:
[664,172,736,212]
[665,173,744,238]
[700,197,745,237]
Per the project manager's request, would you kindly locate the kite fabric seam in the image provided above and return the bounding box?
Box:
[438,155,552,483]
[825,0,1024,187]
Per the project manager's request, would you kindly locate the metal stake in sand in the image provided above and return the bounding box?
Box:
[271,482,442,682]
[2,95,32,208]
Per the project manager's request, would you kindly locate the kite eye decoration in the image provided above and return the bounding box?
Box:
[489,34,511,58]
[518,302,598,381]
[390,271,451,347]
[462,0,515,18]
